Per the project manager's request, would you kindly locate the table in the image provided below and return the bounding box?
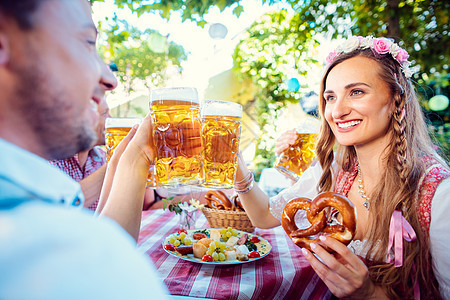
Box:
[138,209,333,300]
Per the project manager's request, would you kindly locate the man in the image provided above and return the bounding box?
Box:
[49,96,110,210]
[0,0,167,298]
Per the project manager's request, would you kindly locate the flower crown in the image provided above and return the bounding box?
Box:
[326,36,414,78]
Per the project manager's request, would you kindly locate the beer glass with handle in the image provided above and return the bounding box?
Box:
[150,87,204,188]
[274,115,320,182]
[105,117,142,163]
[105,117,157,188]
[201,100,242,189]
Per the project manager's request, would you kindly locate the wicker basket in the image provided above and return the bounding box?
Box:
[201,207,255,233]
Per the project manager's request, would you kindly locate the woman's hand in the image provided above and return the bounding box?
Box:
[274,130,298,155]
[301,236,384,299]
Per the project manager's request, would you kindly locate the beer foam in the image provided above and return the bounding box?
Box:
[201,100,242,117]
[150,87,199,103]
[105,117,142,129]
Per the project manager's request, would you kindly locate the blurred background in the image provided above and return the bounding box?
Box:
[91,0,449,179]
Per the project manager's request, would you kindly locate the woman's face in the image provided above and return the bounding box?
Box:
[323,56,394,151]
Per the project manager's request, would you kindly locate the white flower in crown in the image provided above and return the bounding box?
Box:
[359,36,374,49]
[402,66,413,78]
[340,36,360,53]
[401,60,412,68]
[326,35,415,78]
[389,43,402,57]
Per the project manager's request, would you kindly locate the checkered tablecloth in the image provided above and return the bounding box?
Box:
[138,209,333,300]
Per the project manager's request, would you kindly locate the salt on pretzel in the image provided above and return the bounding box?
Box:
[205,190,233,210]
[281,192,357,251]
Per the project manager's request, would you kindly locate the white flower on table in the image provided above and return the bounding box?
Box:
[179,201,198,213]
[190,199,204,210]
[178,199,202,230]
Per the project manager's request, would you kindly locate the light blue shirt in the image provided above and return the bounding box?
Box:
[0,138,168,300]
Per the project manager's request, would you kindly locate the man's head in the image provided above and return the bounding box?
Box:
[96,96,110,146]
[0,0,117,160]
[0,0,47,30]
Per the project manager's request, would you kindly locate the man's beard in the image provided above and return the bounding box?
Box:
[11,57,97,160]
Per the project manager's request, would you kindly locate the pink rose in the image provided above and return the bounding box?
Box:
[373,38,392,54]
[326,51,339,64]
[395,48,409,63]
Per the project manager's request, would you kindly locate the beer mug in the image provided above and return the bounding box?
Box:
[150,87,204,187]
[274,116,320,182]
[147,165,158,189]
[105,117,157,188]
[201,100,242,189]
[105,117,142,163]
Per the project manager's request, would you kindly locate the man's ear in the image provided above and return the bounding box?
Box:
[0,33,10,65]
[0,10,11,66]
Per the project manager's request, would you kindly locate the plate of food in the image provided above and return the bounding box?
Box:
[162,227,272,265]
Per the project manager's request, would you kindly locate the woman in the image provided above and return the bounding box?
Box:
[234,36,450,299]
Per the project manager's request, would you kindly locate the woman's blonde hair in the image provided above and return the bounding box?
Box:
[316,47,448,299]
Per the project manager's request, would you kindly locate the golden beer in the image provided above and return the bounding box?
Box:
[275,133,318,181]
[150,88,203,187]
[105,117,141,162]
[147,165,158,188]
[105,117,158,188]
[105,126,133,163]
[201,100,242,189]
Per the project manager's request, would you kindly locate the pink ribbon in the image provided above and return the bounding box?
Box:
[387,210,420,300]
[387,210,416,266]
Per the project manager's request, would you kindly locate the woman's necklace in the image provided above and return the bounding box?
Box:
[357,164,371,210]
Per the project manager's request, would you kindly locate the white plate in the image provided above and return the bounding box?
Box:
[162,228,272,265]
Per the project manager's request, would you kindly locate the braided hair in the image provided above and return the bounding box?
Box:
[316,46,445,299]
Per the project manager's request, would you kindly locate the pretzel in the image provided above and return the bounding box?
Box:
[281,192,357,252]
[231,194,245,211]
[205,190,233,210]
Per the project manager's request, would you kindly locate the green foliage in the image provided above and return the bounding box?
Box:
[287,0,449,85]
[91,0,242,26]
[430,124,450,161]
[233,10,321,172]
[418,77,450,160]
[162,196,183,214]
[91,0,449,82]
[97,16,187,92]
[92,0,449,167]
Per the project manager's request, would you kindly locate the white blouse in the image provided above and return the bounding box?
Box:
[268,162,450,299]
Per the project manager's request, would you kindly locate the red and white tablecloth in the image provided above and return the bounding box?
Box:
[138,209,333,300]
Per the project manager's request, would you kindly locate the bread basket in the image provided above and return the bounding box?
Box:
[201,206,255,233]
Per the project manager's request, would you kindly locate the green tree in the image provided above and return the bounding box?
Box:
[91,0,449,82]
[92,0,449,162]
[91,0,243,28]
[233,10,321,173]
[283,0,449,83]
[97,17,187,93]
